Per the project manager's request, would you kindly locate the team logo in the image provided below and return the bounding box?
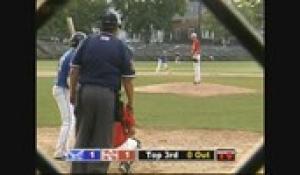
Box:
[66,149,85,161]
[102,149,118,161]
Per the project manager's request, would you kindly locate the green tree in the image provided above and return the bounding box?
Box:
[232,0,263,29]
[37,0,107,39]
[201,0,263,41]
[202,7,231,40]
[112,0,186,43]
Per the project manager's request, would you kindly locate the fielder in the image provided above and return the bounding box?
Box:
[175,52,181,64]
[52,32,86,160]
[155,50,169,73]
[190,32,202,84]
[110,9,140,173]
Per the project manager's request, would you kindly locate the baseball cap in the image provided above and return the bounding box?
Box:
[191,32,197,38]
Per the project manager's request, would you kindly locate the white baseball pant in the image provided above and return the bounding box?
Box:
[156,60,168,73]
[193,54,201,83]
[156,59,162,73]
[52,85,75,157]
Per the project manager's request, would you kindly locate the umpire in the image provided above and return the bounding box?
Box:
[69,12,135,174]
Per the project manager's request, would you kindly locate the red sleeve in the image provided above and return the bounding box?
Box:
[198,40,201,53]
[195,40,201,54]
[112,105,135,148]
[123,106,135,127]
[113,123,127,147]
[191,41,195,54]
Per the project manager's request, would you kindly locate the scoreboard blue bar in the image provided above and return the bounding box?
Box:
[66,149,101,162]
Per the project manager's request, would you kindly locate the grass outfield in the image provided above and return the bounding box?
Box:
[37,60,263,74]
[37,60,263,132]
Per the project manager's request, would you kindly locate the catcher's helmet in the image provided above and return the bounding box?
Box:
[101,12,119,31]
[106,7,122,28]
[70,32,87,47]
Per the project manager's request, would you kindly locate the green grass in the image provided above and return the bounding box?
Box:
[36,60,264,133]
[135,93,263,132]
[37,60,263,74]
[37,60,59,72]
[37,78,61,127]
[134,61,263,73]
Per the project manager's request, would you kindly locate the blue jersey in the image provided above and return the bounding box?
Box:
[71,32,135,92]
[54,48,75,88]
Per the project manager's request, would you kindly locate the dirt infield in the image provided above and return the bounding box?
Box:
[135,82,256,97]
[37,127,263,174]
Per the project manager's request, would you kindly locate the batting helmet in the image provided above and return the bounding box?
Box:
[70,32,87,47]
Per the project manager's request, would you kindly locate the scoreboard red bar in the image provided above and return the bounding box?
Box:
[215,149,235,161]
[118,150,136,161]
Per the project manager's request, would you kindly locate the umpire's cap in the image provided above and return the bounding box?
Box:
[101,12,118,31]
[70,32,87,47]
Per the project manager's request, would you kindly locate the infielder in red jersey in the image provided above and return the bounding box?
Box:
[113,102,141,174]
[190,32,202,84]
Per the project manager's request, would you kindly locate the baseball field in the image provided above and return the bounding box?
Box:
[36,59,264,173]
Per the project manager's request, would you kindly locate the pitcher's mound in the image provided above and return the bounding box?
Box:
[135,82,255,97]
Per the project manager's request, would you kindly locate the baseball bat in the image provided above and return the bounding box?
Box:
[67,17,76,36]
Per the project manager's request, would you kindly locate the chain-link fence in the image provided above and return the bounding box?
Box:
[37,39,252,60]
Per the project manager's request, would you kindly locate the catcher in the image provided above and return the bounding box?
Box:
[113,98,141,174]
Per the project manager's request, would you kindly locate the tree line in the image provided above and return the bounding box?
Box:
[37,0,263,43]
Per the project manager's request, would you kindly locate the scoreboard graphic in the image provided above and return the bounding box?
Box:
[138,150,215,161]
[66,149,235,162]
[215,149,236,161]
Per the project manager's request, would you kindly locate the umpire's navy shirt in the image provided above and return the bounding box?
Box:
[71,32,135,91]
